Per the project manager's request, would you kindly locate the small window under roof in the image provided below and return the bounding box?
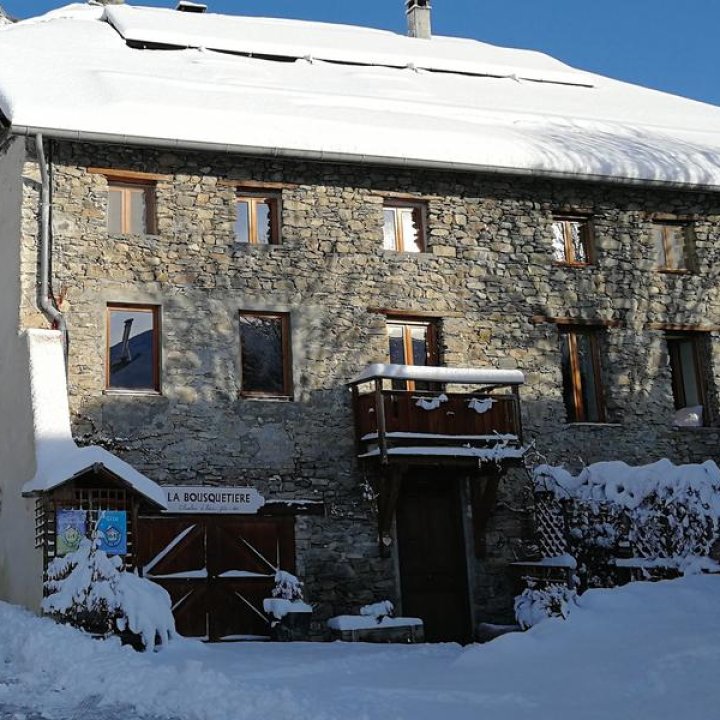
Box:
[176,1,207,12]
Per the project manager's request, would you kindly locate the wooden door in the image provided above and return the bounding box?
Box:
[137,515,295,641]
[207,517,295,641]
[396,473,472,643]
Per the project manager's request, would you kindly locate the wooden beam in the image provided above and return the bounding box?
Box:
[218,178,298,190]
[647,322,720,332]
[87,167,170,182]
[367,307,463,319]
[375,378,389,465]
[377,468,403,557]
[530,315,623,328]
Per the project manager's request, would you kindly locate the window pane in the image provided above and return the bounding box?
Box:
[256,201,272,245]
[235,201,250,243]
[551,221,567,262]
[665,226,686,269]
[559,333,578,422]
[652,225,668,267]
[108,189,123,234]
[400,208,422,253]
[108,309,156,390]
[570,221,589,263]
[239,315,285,394]
[575,333,602,422]
[410,326,428,366]
[678,341,701,407]
[387,324,405,365]
[560,331,603,422]
[383,209,398,250]
[129,189,146,234]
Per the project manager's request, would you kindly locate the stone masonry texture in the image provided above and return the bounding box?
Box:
[16,138,720,633]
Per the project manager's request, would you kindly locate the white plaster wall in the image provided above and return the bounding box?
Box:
[0,136,43,610]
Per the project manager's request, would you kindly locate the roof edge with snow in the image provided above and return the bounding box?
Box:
[23,329,167,509]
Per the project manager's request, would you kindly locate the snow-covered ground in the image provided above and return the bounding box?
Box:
[1,575,719,720]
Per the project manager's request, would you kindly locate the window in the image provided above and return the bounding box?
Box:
[239,312,292,397]
[107,181,155,235]
[559,327,605,422]
[667,334,707,422]
[652,222,692,271]
[551,216,593,265]
[387,318,438,390]
[236,193,280,245]
[383,201,425,253]
[106,305,160,392]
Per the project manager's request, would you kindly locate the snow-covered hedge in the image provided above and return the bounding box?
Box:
[43,538,175,650]
[533,459,720,585]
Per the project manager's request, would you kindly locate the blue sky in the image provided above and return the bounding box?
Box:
[4,1,719,106]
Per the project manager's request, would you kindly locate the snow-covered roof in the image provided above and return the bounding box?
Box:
[349,363,525,386]
[22,329,167,509]
[1,4,720,187]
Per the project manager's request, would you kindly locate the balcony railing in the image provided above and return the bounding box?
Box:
[348,364,524,465]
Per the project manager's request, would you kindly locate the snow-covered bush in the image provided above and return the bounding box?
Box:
[514,583,577,629]
[263,570,312,626]
[271,570,305,602]
[43,537,175,651]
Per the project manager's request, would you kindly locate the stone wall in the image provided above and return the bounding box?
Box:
[16,137,720,629]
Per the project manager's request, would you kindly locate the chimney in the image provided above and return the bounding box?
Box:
[406,0,431,40]
[91,0,125,5]
[120,318,133,364]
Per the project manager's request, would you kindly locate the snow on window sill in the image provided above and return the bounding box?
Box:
[103,389,162,397]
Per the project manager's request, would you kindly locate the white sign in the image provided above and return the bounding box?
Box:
[164,486,265,514]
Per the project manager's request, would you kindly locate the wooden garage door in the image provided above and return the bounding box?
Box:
[137,515,296,641]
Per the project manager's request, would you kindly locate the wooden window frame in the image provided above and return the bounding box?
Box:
[238,311,293,398]
[236,192,281,245]
[105,303,161,393]
[383,200,426,253]
[107,179,156,235]
[652,221,691,273]
[666,333,708,419]
[559,327,606,423]
[551,215,594,266]
[386,317,438,391]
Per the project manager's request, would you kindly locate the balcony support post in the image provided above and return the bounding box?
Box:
[377,466,403,557]
[470,466,503,559]
[374,378,389,465]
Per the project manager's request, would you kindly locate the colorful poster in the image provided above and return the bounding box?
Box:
[97,511,127,556]
[56,510,87,556]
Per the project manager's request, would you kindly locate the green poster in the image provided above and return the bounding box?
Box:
[56,509,87,556]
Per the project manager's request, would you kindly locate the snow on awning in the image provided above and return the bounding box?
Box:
[21,330,166,509]
[349,363,525,386]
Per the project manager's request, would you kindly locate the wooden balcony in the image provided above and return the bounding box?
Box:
[348,364,524,467]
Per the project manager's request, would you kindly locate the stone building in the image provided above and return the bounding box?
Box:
[0,2,719,642]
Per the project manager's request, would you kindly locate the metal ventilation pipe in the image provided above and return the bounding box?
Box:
[406,0,431,39]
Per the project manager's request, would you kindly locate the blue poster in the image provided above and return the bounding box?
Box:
[97,510,127,556]
[56,510,87,556]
